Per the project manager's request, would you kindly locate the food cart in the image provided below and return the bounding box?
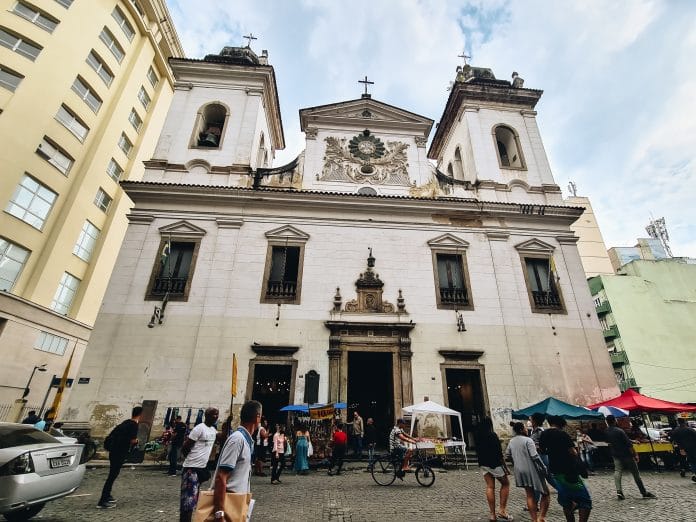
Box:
[402,400,468,469]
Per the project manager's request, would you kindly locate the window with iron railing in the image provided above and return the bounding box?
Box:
[524,257,564,312]
[147,241,196,299]
[265,246,300,300]
[431,252,473,310]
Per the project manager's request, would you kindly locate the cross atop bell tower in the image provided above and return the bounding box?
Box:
[358,75,374,99]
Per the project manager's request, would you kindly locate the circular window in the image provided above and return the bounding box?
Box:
[357,187,378,196]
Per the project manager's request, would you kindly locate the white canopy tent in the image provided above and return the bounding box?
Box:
[401,400,467,468]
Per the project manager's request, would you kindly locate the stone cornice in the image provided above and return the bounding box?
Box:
[120,181,584,224]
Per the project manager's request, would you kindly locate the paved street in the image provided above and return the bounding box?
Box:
[34,463,695,521]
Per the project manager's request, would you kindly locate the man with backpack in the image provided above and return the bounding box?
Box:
[97,406,142,509]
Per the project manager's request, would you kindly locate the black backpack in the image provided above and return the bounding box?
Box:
[103,421,126,452]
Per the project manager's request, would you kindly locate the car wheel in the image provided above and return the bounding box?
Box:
[3,503,45,521]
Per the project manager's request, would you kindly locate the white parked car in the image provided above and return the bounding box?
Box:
[0,423,86,521]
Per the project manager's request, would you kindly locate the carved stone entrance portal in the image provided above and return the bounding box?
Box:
[325,250,413,424]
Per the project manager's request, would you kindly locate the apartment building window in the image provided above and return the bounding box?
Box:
[129,0,145,18]
[71,76,102,113]
[12,1,59,33]
[99,27,124,63]
[51,272,80,315]
[118,132,133,156]
[0,26,42,60]
[94,188,112,213]
[137,86,150,110]
[73,220,99,261]
[0,64,24,92]
[55,104,89,142]
[35,331,68,355]
[146,66,158,88]
[111,6,135,41]
[106,158,123,182]
[128,108,143,132]
[0,237,30,291]
[54,0,73,7]
[86,50,114,86]
[5,174,57,230]
[37,137,73,174]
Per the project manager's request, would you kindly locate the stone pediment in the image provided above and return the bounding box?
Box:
[300,97,433,135]
[514,238,555,254]
[158,220,207,239]
[264,225,310,244]
[427,234,470,251]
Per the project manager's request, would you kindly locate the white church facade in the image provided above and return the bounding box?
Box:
[65,46,618,444]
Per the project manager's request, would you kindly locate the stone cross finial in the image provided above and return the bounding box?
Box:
[458,52,471,66]
[358,76,374,96]
[243,33,258,48]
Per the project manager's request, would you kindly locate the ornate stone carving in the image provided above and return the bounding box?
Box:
[339,249,404,314]
[414,136,428,148]
[319,135,411,185]
[305,127,318,140]
[409,176,450,198]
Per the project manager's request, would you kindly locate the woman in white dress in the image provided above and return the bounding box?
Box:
[505,421,550,522]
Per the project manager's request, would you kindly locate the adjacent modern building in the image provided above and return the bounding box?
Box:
[0,0,183,416]
[566,195,614,277]
[66,53,619,445]
[589,253,696,403]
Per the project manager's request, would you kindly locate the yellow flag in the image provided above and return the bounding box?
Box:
[47,347,75,421]
[231,354,237,397]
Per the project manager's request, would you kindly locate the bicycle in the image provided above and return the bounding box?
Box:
[371,445,436,487]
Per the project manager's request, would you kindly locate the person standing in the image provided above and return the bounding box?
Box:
[670,418,696,482]
[539,416,592,522]
[364,417,378,469]
[327,422,348,476]
[253,417,269,477]
[604,414,656,500]
[97,406,142,509]
[167,415,187,476]
[293,424,311,475]
[351,411,364,458]
[505,421,549,522]
[179,408,219,522]
[474,418,512,522]
[270,425,287,484]
[213,401,262,521]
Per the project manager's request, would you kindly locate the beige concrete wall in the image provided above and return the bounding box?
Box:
[567,196,614,277]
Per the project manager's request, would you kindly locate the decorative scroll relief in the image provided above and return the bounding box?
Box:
[409,176,451,198]
[320,135,411,185]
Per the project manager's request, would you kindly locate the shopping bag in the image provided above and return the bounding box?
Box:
[192,490,251,522]
[307,441,314,457]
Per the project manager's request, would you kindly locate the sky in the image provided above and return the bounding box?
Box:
[166,0,696,257]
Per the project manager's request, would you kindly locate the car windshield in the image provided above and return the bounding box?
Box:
[0,425,59,448]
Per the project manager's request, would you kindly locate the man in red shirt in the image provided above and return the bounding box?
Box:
[328,422,348,476]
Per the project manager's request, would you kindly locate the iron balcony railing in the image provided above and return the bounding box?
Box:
[619,377,637,392]
[609,351,629,366]
[151,276,187,295]
[603,325,620,340]
[531,290,562,309]
[266,280,297,299]
[595,301,612,315]
[439,287,469,306]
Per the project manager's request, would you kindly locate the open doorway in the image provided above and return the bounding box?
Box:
[445,368,487,449]
[251,364,292,430]
[347,351,393,448]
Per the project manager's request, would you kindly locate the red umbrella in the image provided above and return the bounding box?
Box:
[587,389,696,413]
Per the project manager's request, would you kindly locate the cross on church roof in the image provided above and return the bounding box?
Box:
[243,33,258,48]
[358,75,374,98]
[458,52,471,66]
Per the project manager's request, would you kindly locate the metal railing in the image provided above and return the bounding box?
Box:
[531,290,562,309]
[439,287,469,306]
[609,351,629,365]
[266,280,297,299]
[151,277,187,295]
[603,325,620,340]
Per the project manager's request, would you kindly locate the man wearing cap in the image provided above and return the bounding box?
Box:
[389,418,418,475]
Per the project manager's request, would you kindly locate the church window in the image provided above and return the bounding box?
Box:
[447,163,454,177]
[432,252,473,310]
[145,240,199,301]
[494,125,525,169]
[263,246,301,302]
[454,147,465,180]
[193,102,228,148]
[256,133,266,167]
[521,256,564,313]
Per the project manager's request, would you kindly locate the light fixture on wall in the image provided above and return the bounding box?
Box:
[456,310,466,332]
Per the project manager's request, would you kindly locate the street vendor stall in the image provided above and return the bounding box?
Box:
[279,403,347,461]
[588,389,696,469]
[402,400,468,469]
[512,397,604,421]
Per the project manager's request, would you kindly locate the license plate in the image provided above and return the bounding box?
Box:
[49,457,71,469]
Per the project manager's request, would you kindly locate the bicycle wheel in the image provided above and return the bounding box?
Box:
[371,457,397,486]
[415,464,435,487]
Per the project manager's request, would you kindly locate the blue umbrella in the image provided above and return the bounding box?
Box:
[594,405,630,418]
[512,397,603,420]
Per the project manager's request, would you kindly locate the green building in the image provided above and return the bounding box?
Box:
[589,258,696,403]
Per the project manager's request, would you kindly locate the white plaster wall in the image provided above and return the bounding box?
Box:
[67,203,619,434]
